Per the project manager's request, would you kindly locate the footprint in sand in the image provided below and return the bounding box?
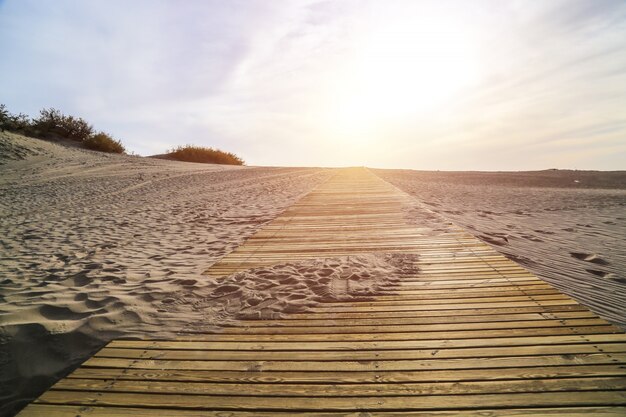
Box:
[479,233,508,246]
[38,305,91,321]
[175,279,198,287]
[246,297,262,306]
[570,252,610,265]
[69,272,92,287]
[505,253,537,267]
[605,275,626,284]
[212,284,241,297]
[521,234,543,242]
[317,268,334,277]
[585,269,613,279]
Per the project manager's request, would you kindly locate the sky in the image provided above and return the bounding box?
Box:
[1,0,625,170]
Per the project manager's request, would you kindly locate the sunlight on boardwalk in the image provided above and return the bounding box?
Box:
[19,168,626,416]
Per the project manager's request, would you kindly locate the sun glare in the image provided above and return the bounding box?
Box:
[326,10,481,142]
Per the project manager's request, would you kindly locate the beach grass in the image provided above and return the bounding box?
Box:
[165,144,244,165]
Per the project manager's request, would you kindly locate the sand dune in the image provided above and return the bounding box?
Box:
[0,132,333,415]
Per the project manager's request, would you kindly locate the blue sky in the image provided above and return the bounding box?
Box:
[1,0,625,169]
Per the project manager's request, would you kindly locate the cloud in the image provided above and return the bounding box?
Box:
[0,0,625,169]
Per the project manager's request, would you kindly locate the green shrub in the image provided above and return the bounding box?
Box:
[32,107,62,136]
[1,104,128,154]
[167,145,244,165]
[83,132,126,154]
[0,104,8,131]
[0,104,32,133]
[9,113,32,132]
[33,107,94,141]
[60,115,94,142]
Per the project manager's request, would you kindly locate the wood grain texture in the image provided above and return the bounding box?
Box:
[18,404,626,417]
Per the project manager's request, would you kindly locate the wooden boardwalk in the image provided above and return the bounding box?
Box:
[19,168,626,416]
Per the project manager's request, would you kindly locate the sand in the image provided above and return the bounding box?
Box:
[0,132,334,415]
[375,168,626,330]
[159,252,418,333]
[2,132,624,415]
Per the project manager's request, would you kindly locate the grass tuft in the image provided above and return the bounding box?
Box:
[83,132,125,154]
[166,145,244,165]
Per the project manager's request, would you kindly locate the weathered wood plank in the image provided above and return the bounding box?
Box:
[82,352,626,371]
[181,318,611,335]
[67,364,626,384]
[236,310,596,327]
[52,377,626,396]
[95,343,626,361]
[17,404,626,417]
[110,333,626,351]
[175,325,620,341]
[314,294,572,306]
[308,300,582,313]
[284,304,592,320]
[34,390,626,410]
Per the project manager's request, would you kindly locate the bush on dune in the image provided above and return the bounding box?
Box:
[167,145,244,166]
[0,104,32,133]
[2,105,239,160]
[83,132,125,154]
[0,104,10,130]
[34,108,94,142]
[1,104,126,154]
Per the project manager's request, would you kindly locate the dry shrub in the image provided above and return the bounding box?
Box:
[167,145,244,165]
[83,132,125,154]
[0,104,32,133]
[34,108,94,141]
[1,104,127,154]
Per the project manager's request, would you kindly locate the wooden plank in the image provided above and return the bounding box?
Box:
[52,377,626,396]
[385,285,557,295]
[82,352,626,372]
[67,364,626,384]
[17,404,626,417]
[34,390,626,410]
[176,325,620,341]
[195,318,611,335]
[391,278,546,288]
[372,288,561,298]
[308,300,582,313]
[110,333,626,351]
[366,279,545,288]
[237,311,597,327]
[95,343,626,361]
[313,294,572,306]
[284,304,592,320]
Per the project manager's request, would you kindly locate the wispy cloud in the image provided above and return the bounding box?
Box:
[0,0,624,169]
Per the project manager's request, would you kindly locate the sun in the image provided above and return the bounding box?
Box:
[325,11,481,141]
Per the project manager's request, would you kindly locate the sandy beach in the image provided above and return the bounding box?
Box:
[1,133,625,415]
[3,2,626,414]
[376,169,626,329]
[0,132,333,414]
